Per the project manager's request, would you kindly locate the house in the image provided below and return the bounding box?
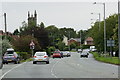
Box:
[0,30,4,36]
[84,37,94,45]
[62,36,68,46]
[68,38,81,46]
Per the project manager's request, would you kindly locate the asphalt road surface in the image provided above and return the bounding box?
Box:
[0,52,119,79]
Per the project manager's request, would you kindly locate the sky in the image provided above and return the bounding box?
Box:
[0,0,118,33]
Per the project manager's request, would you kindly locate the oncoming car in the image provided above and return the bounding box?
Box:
[80,51,89,58]
[33,52,49,64]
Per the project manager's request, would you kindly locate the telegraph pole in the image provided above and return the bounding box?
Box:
[118,0,120,60]
[4,13,7,40]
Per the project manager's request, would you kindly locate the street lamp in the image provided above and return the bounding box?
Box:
[91,12,101,31]
[93,2,106,54]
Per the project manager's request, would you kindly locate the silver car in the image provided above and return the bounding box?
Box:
[33,52,49,64]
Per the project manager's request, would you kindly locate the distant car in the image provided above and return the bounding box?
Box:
[52,51,61,58]
[3,48,20,64]
[80,51,89,58]
[78,49,82,53]
[33,52,49,64]
[60,51,63,58]
[62,51,71,57]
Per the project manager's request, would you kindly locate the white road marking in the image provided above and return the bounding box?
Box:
[51,59,61,78]
[0,62,26,79]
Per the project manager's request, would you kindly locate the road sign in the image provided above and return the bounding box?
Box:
[30,41,35,46]
[107,40,115,47]
[30,41,35,49]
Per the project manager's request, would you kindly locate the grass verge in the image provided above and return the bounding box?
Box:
[91,52,120,65]
[20,58,33,63]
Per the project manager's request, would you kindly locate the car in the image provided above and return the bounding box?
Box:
[60,51,63,58]
[77,49,82,53]
[3,48,20,64]
[33,52,49,64]
[66,51,71,57]
[80,51,89,58]
[62,51,71,57]
[52,51,61,58]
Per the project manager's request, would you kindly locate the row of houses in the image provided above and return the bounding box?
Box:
[62,36,94,46]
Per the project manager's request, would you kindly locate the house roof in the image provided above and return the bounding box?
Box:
[68,38,81,42]
[85,37,93,41]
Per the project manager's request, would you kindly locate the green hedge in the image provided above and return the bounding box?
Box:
[16,52,30,60]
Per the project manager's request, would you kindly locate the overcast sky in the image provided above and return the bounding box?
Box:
[0,0,118,33]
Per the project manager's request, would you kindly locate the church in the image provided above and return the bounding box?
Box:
[28,10,37,27]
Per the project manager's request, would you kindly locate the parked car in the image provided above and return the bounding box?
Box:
[80,51,89,58]
[52,51,61,58]
[3,48,20,64]
[62,51,71,57]
[33,52,49,64]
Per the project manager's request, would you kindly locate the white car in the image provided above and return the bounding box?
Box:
[62,51,71,57]
[33,52,49,64]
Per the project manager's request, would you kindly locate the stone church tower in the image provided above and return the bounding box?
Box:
[28,10,37,27]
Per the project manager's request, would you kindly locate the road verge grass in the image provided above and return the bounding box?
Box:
[20,58,33,63]
[91,52,120,65]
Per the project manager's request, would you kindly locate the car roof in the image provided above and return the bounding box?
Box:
[7,48,14,51]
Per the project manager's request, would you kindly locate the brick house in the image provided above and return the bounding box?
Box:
[68,38,81,46]
[84,37,94,45]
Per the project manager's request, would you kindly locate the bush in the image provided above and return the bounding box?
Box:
[46,46,55,56]
[0,39,12,54]
[16,52,30,60]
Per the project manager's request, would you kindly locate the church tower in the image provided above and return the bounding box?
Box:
[28,10,37,27]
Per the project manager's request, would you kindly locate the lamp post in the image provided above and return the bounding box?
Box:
[91,13,101,31]
[93,2,106,54]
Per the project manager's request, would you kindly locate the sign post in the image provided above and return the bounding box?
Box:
[30,41,35,57]
[107,39,115,57]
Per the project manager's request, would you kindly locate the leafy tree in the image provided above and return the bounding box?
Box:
[13,29,19,35]
[11,35,41,54]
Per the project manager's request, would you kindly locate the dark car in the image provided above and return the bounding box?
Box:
[80,51,89,58]
[3,48,20,64]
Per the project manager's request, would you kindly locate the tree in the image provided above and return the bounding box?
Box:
[11,35,41,54]
[13,29,19,35]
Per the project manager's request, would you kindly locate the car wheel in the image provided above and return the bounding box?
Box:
[6,62,8,64]
[46,61,49,64]
[14,61,17,64]
[33,61,36,64]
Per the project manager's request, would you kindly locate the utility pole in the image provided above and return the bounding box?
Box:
[69,31,70,51]
[4,13,7,40]
[103,3,107,54]
[80,30,82,49]
[118,0,120,60]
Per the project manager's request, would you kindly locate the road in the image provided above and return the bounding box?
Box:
[0,52,119,79]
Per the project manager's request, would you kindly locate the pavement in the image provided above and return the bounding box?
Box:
[0,52,119,79]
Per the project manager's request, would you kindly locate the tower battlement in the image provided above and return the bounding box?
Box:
[28,10,37,27]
